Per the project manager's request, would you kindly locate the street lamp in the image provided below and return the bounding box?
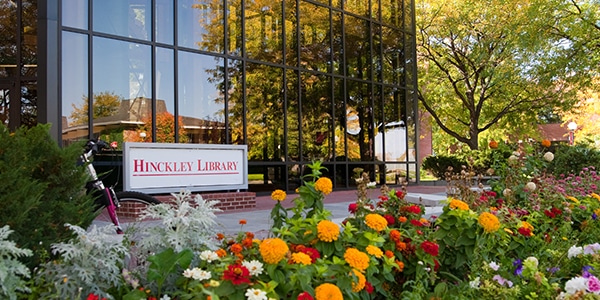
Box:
[567,121,577,145]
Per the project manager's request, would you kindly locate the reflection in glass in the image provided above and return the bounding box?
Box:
[381,0,402,28]
[0,88,10,126]
[344,15,370,79]
[61,32,88,144]
[286,69,300,160]
[155,0,173,44]
[20,81,37,127]
[0,2,17,77]
[245,63,283,160]
[346,80,373,165]
[93,0,151,41]
[344,0,369,16]
[284,0,298,67]
[92,37,151,141]
[178,51,225,143]
[301,73,331,161]
[332,11,343,75]
[299,2,330,72]
[227,0,242,56]
[21,0,37,77]
[62,0,88,29]
[245,0,283,63]
[226,58,244,144]
[382,26,404,85]
[178,0,224,53]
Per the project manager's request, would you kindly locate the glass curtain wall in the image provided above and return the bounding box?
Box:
[59,0,418,192]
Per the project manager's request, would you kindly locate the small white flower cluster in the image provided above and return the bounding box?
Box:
[182,267,212,281]
[245,288,268,300]
[543,151,554,162]
[199,250,220,262]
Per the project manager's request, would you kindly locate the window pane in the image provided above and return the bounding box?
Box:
[156,47,174,113]
[381,0,402,28]
[284,0,298,67]
[156,0,174,44]
[62,0,88,29]
[0,1,17,77]
[286,69,300,160]
[344,0,368,16]
[227,0,242,56]
[245,0,283,63]
[93,0,151,41]
[344,15,370,79]
[299,2,329,72]
[227,58,244,144]
[332,11,343,75]
[21,0,37,77]
[381,26,403,84]
[178,51,225,143]
[93,37,152,140]
[20,81,37,127]
[178,0,224,53]
[61,32,88,143]
[245,63,284,160]
[301,73,331,160]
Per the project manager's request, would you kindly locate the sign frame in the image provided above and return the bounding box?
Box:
[123,142,248,194]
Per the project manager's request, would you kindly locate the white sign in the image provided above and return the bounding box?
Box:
[123,142,248,194]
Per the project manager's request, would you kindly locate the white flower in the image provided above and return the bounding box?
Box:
[525,182,536,192]
[245,288,268,300]
[199,250,220,262]
[543,152,554,162]
[488,261,500,271]
[160,295,171,300]
[182,267,211,281]
[524,256,538,269]
[503,188,512,197]
[508,155,519,162]
[469,277,481,289]
[565,276,587,294]
[242,260,264,276]
[568,245,584,258]
[367,181,377,188]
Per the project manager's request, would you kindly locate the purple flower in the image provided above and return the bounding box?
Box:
[582,265,595,278]
[584,243,600,255]
[547,267,560,274]
[593,213,598,220]
[513,259,523,276]
[493,275,514,288]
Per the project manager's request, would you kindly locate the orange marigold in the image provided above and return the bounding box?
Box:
[215,248,227,258]
[396,260,405,271]
[364,214,388,231]
[389,229,402,242]
[315,283,343,300]
[230,243,243,254]
[344,248,370,271]
[317,220,340,242]
[242,238,253,248]
[489,140,499,149]
[259,238,289,264]
[291,252,312,265]
[478,212,500,233]
[271,189,287,201]
[521,221,534,231]
[216,233,225,240]
[385,250,394,258]
[315,177,333,195]
[398,216,407,223]
[350,269,366,292]
[449,199,469,211]
[366,245,383,258]
[541,139,551,147]
[591,193,600,201]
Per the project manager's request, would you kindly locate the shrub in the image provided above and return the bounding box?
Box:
[547,142,600,176]
[421,155,467,179]
[0,124,96,268]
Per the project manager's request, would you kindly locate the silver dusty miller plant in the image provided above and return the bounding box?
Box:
[132,190,222,257]
[0,225,33,300]
[36,224,128,300]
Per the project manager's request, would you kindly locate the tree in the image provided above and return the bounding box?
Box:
[416,0,583,150]
[129,111,189,143]
[69,91,122,126]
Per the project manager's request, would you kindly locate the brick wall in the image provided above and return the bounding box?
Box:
[153,192,257,213]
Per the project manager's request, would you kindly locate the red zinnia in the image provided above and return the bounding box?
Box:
[348,203,358,214]
[410,219,423,227]
[364,281,374,294]
[544,209,555,218]
[378,195,389,201]
[222,264,251,285]
[383,214,395,225]
[420,241,439,257]
[517,227,533,237]
[300,247,321,263]
[396,190,405,199]
[86,294,107,300]
[406,205,421,214]
[297,292,314,300]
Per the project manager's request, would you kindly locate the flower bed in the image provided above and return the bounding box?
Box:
[4,146,600,299]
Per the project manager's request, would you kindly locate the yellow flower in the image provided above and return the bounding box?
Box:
[344,248,370,271]
[259,238,289,264]
[521,221,534,231]
[291,252,312,265]
[317,220,340,242]
[315,283,343,300]
[449,199,469,210]
[315,177,333,195]
[478,212,500,233]
[595,208,600,216]
[271,189,287,201]
[364,214,388,231]
[591,193,600,201]
[350,269,366,292]
[504,228,514,235]
[366,245,383,258]
[567,196,580,203]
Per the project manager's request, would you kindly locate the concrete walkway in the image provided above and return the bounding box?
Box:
[91,184,450,237]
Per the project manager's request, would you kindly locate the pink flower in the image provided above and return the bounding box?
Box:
[588,275,600,294]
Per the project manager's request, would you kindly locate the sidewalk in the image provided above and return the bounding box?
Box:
[213,184,448,236]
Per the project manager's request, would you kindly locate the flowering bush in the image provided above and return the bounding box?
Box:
[5,152,600,299]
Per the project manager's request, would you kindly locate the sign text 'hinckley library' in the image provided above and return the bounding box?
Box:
[123,143,248,194]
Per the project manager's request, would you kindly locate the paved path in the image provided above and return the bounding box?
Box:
[91,184,449,237]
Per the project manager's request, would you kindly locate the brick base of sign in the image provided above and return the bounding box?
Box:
[154,192,257,212]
